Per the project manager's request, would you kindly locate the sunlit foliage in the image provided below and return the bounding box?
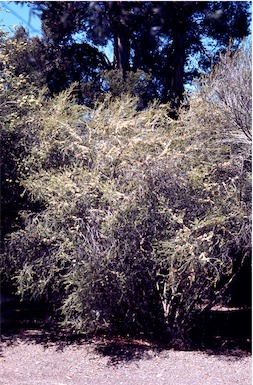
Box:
[1,37,251,343]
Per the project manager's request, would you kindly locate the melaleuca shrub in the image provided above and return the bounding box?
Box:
[3,44,251,343]
[3,93,173,334]
[199,40,251,141]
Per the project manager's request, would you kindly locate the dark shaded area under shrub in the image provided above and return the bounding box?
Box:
[1,288,251,357]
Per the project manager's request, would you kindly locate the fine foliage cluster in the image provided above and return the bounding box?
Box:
[1,40,251,343]
[0,29,44,239]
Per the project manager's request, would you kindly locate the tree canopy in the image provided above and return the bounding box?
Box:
[23,1,251,106]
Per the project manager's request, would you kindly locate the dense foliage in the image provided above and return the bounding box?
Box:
[19,1,252,106]
[1,27,251,343]
[0,28,44,239]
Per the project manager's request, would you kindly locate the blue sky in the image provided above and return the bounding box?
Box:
[0,1,41,36]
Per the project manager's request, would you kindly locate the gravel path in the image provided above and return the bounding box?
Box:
[0,333,251,385]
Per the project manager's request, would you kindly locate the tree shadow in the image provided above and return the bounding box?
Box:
[94,336,162,365]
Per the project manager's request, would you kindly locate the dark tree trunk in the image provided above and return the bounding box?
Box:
[169,29,185,108]
[113,25,130,80]
[109,1,130,80]
[162,28,186,109]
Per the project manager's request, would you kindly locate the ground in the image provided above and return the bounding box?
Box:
[0,328,252,385]
[0,296,251,385]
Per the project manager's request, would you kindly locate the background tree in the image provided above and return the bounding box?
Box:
[27,1,251,107]
[153,1,251,106]
[2,24,111,102]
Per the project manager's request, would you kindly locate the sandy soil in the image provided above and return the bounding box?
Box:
[0,330,251,385]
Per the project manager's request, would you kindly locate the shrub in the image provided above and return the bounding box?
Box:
[199,40,251,141]
[0,28,45,242]
[2,43,251,343]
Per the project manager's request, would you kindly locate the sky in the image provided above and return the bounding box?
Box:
[0,1,41,36]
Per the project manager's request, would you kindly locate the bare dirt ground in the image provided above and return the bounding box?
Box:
[0,328,252,385]
[0,297,251,385]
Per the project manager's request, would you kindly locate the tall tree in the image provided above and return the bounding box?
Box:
[79,1,136,79]
[105,1,130,79]
[153,1,251,105]
[31,1,132,79]
[27,1,251,106]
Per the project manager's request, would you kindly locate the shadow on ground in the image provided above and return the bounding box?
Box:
[0,293,251,364]
[94,306,252,365]
[94,337,162,365]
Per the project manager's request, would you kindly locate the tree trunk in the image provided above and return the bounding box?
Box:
[162,28,186,109]
[109,1,130,80]
[169,29,185,108]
